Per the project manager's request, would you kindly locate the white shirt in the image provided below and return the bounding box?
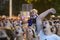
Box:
[36,8,56,34]
[38,30,60,40]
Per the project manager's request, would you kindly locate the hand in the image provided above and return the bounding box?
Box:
[49,8,56,14]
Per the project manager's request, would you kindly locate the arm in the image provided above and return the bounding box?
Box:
[37,8,56,20]
[36,8,56,33]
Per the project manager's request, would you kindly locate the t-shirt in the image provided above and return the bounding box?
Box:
[38,30,60,40]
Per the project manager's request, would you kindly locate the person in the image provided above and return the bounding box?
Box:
[28,8,56,35]
[38,20,60,40]
[0,19,8,40]
[28,9,38,33]
[36,8,56,34]
[14,26,23,40]
[2,17,15,40]
[28,8,56,40]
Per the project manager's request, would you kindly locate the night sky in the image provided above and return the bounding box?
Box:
[0,0,60,16]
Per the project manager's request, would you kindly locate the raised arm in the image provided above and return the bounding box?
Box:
[36,8,56,34]
[37,8,56,20]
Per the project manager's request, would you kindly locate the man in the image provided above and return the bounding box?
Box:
[29,8,57,40]
[36,8,56,34]
[28,8,56,35]
[38,20,60,40]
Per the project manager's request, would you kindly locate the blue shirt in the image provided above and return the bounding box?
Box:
[28,19,32,26]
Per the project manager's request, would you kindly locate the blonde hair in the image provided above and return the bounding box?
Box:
[30,9,38,14]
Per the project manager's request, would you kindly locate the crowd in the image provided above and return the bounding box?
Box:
[0,8,60,40]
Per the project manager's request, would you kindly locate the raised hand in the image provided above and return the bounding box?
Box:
[49,8,56,14]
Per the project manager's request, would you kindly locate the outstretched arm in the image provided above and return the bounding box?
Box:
[37,8,56,20]
[36,8,56,34]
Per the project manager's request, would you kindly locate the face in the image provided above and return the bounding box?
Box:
[30,12,35,18]
[42,21,51,34]
[30,9,37,17]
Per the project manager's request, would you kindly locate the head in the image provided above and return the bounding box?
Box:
[15,26,23,36]
[42,20,53,35]
[30,9,38,18]
[42,20,57,35]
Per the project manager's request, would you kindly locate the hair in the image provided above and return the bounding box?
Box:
[30,9,38,13]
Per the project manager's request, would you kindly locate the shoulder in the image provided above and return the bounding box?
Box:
[51,34,60,40]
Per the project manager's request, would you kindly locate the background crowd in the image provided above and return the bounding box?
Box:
[0,8,60,40]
